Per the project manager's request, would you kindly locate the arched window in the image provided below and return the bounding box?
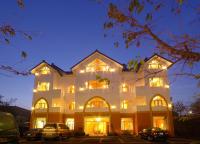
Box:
[151,96,167,107]
[35,99,48,109]
[86,98,108,108]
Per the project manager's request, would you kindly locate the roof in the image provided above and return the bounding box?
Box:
[71,49,124,70]
[30,61,68,76]
[30,51,174,76]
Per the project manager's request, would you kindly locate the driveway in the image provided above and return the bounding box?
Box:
[19,136,200,144]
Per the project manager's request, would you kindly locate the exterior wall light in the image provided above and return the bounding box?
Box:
[168,104,172,108]
[31,107,35,110]
[111,105,116,109]
[162,66,167,70]
[188,110,193,114]
[109,68,115,72]
[33,89,37,93]
[79,87,85,91]
[165,85,170,88]
[35,72,39,76]
[80,70,85,73]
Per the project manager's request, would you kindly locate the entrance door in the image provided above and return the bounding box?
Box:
[84,116,109,136]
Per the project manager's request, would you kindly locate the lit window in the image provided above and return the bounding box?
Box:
[40,66,50,74]
[151,96,167,107]
[86,98,108,108]
[121,118,133,130]
[65,118,74,130]
[148,60,162,69]
[35,117,46,128]
[37,82,50,91]
[69,102,75,110]
[149,77,163,87]
[153,116,167,130]
[35,99,48,109]
[122,83,128,92]
[121,100,128,109]
[68,85,75,94]
[88,80,108,89]
[86,59,109,72]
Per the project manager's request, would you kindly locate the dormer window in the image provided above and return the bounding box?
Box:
[40,66,50,75]
[148,60,162,69]
[85,59,111,72]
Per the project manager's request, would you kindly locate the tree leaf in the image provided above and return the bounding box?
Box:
[137,5,144,14]
[5,38,10,44]
[146,13,152,21]
[21,51,27,59]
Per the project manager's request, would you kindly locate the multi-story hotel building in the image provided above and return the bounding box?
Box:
[30,50,174,136]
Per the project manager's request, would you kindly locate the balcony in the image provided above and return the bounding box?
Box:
[135,86,169,97]
[151,106,168,111]
[33,89,61,98]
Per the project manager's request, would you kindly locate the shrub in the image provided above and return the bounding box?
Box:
[73,131,85,137]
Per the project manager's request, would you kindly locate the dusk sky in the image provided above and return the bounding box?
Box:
[0,0,199,109]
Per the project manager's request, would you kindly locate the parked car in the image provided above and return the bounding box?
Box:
[24,128,42,140]
[0,112,20,143]
[139,127,168,141]
[42,123,70,140]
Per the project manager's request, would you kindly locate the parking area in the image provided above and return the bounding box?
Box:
[19,136,200,144]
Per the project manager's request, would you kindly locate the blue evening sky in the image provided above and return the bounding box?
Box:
[0,0,199,109]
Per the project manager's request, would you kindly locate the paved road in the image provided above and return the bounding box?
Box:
[19,136,200,144]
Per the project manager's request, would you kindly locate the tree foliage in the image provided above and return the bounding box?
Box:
[173,101,187,117]
[0,95,17,106]
[104,0,200,81]
[0,0,31,76]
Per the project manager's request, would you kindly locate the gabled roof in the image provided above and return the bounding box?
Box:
[71,50,123,70]
[30,60,67,76]
[146,53,174,65]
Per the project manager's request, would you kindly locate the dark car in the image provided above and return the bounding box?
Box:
[42,123,71,140]
[139,127,168,141]
[24,128,42,141]
[0,112,20,143]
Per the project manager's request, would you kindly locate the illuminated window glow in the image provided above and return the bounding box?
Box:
[65,118,74,130]
[149,77,163,87]
[35,117,46,128]
[121,118,133,130]
[35,99,48,109]
[122,83,128,92]
[69,102,75,110]
[86,98,108,108]
[68,85,75,94]
[153,116,167,130]
[88,80,108,89]
[121,100,128,109]
[148,60,162,69]
[86,59,110,72]
[37,82,50,91]
[40,66,50,74]
[151,96,167,107]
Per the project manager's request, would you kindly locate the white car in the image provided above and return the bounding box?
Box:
[42,123,70,140]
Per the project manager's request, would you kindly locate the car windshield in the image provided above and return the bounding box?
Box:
[58,124,67,129]
[44,124,56,129]
[0,113,16,131]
